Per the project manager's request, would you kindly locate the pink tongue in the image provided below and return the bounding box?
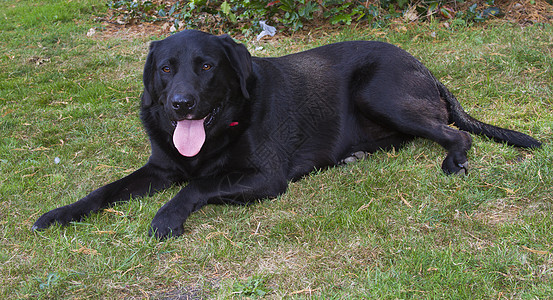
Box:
[173,119,206,157]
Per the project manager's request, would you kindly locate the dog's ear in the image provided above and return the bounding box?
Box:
[218,34,252,99]
[141,41,159,108]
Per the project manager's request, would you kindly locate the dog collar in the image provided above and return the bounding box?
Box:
[229,121,239,127]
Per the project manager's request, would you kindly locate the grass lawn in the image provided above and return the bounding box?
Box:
[1,0,552,298]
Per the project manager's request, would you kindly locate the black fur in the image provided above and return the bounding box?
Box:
[33,30,541,239]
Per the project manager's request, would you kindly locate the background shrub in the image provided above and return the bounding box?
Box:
[106,0,504,34]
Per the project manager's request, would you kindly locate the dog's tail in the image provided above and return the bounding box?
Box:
[437,81,541,149]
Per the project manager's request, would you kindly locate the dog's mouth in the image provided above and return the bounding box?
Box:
[171,105,221,128]
[171,105,221,157]
[204,106,220,127]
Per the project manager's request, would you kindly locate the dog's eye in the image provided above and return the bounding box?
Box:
[202,64,212,71]
[161,66,171,73]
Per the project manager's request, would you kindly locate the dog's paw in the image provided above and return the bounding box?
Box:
[32,205,80,231]
[441,151,470,175]
[149,215,185,240]
[338,151,368,165]
[454,161,469,176]
[442,159,469,176]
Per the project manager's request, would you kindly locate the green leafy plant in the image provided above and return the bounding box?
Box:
[107,0,166,22]
[105,0,509,33]
[233,276,270,297]
[323,0,368,25]
[276,0,319,30]
[35,273,60,290]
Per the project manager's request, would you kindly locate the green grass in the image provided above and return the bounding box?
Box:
[1,0,552,298]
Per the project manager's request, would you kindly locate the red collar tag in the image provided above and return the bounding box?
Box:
[229,121,239,127]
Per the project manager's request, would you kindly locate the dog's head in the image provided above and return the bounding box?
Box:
[141,30,252,157]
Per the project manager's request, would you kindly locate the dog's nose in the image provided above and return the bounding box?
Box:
[171,95,195,113]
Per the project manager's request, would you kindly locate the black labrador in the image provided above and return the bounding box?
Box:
[33,30,541,239]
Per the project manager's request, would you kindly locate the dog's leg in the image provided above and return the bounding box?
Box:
[392,121,472,175]
[32,163,174,231]
[406,123,472,175]
[149,172,287,239]
[370,114,472,174]
[354,94,472,175]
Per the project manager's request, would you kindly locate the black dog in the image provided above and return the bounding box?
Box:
[33,30,541,239]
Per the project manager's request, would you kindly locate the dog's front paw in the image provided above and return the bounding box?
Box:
[32,204,81,231]
[149,213,185,240]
